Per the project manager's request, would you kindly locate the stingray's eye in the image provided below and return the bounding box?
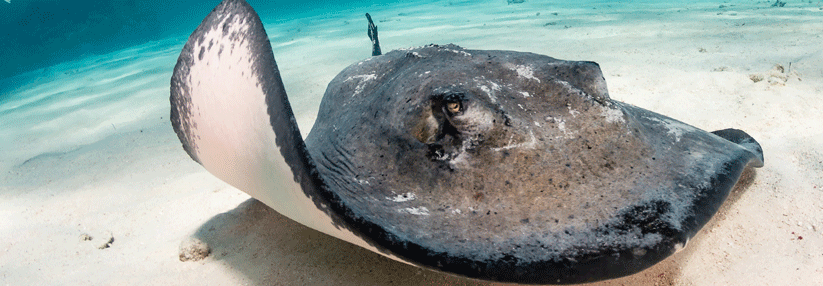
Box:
[446,101,462,114]
[439,91,465,116]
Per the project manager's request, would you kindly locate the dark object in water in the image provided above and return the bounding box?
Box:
[169,0,764,284]
[771,0,786,7]
[508,0,526,4]
[366,13,381,56]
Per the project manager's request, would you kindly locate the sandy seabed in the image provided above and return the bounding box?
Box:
[2,0,822,285]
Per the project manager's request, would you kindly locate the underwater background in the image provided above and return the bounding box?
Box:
[1,0,822,285]
[0,0,391,80]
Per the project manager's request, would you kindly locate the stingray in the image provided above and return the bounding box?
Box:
[169,0,764,284]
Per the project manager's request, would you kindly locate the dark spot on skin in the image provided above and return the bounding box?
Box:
[611,201,676,236]
[222,22,230,35]
[427,144,444,160]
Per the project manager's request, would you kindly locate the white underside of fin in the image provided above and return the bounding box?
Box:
[173,0,409,265]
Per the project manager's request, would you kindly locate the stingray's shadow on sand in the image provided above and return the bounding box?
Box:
[190,168,758,286]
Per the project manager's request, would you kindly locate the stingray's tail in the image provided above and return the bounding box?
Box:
[366,13,382,56]
[711,128,765,167]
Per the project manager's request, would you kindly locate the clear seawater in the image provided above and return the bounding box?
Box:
[1,0,820,178]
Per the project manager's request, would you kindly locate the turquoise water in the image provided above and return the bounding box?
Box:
[3,0,821,80]
[5,0,820,82]
[2,0,821,167]
[0,0,396,81]
[2,0,821,172]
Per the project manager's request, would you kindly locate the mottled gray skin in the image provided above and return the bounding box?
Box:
[305,44,763,283]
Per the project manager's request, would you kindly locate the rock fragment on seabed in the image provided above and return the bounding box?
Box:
[179,237,211,262]
[78,231,114,249]
[748,64,801,85]
[97,231,114,249]
[79,233,93,242]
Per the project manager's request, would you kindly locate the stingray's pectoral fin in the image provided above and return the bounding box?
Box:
[169,0,350,239]
[711,128,765,167]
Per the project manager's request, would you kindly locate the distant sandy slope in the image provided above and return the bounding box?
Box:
[1,0,822,285]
